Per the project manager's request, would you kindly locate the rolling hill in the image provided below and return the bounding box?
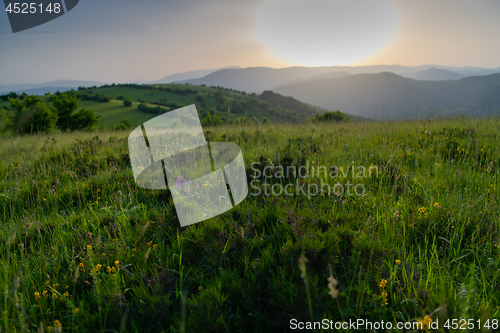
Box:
[0,83,353,129]
[272,72,500,119]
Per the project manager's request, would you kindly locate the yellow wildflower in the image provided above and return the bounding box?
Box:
[379,279,388,288]
[395,259,401,265]
[87,245,92,252]
[73,308,79,315]
[34,292,40,300]
[42,290,48,297]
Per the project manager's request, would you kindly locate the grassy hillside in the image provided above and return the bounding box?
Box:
[0,117,499,331]
[78,83,335,127]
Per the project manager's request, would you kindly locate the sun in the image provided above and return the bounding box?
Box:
[254,0,398,66]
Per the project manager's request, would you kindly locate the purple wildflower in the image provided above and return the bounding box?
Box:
[176,176,182,191]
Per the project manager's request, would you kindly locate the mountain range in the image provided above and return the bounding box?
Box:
[178,65,500,93]
[272,72,500,119]
[0,80,105,95]
[3,65,500,120]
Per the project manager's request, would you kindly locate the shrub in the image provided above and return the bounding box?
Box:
[113,118,133,130]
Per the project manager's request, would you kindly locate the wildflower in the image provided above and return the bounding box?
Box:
[87,245,92,252]
[114,260,119,268]
[54,319,62,327]
[106,266,112,273]
[53,283,59,288]
[379,279,388,288]
[93,264,102,274]
[433,202,439,207]
[327,275,339,299]
[147,241,152,247]
[101,253,106,257]
[73,308,79,315]
[34,292,40,300]
[381,290,388,305]
[417,315,433,329]
[42,290,48,297]
[63,291,69,297]
[176,176,182,190]
[65,285,69,290]
[52,292,58,299]
[152,244,158,250]
[79,262,85,272]
[198,286,202,291]
[395,259,401,265]
[111,267,116,274]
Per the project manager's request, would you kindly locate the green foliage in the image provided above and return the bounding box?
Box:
[312,110,349,122]
[113,117,133,130]
[7,95,57,133]
[51,92,100,131]
[214,90,225,104]
[0,92,20,101]
[76,90,112,103]
[201,112,223,126]
[137,102,168,115]
[123,98,132,107]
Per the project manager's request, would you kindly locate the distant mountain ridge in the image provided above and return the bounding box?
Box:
[151,66,241,84]
[0,80,105,95]
[400,68,465,81]
[272,72,500,119]
[180,65,500,93]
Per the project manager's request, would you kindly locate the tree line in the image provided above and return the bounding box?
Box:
[0,92,100,134]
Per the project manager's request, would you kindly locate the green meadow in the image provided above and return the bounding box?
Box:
[0,115,499,332]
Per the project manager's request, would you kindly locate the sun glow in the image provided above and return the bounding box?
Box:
[254,0,398,66]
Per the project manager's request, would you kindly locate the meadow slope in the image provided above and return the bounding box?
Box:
[0,118,499,332]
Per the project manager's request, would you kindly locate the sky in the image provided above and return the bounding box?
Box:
[1,0,499,85]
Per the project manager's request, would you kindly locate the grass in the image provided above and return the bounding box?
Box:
[80,100,161,128]
[0,117,499,332]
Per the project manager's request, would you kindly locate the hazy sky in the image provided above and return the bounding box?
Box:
[1,0,499,85]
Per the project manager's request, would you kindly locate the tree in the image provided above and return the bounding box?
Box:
[214,90,225,104]
[51,92,79,130]
[51,92,100,131]
[202,113,223,126]
[123,98,132,107]
[8,95,57,133]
